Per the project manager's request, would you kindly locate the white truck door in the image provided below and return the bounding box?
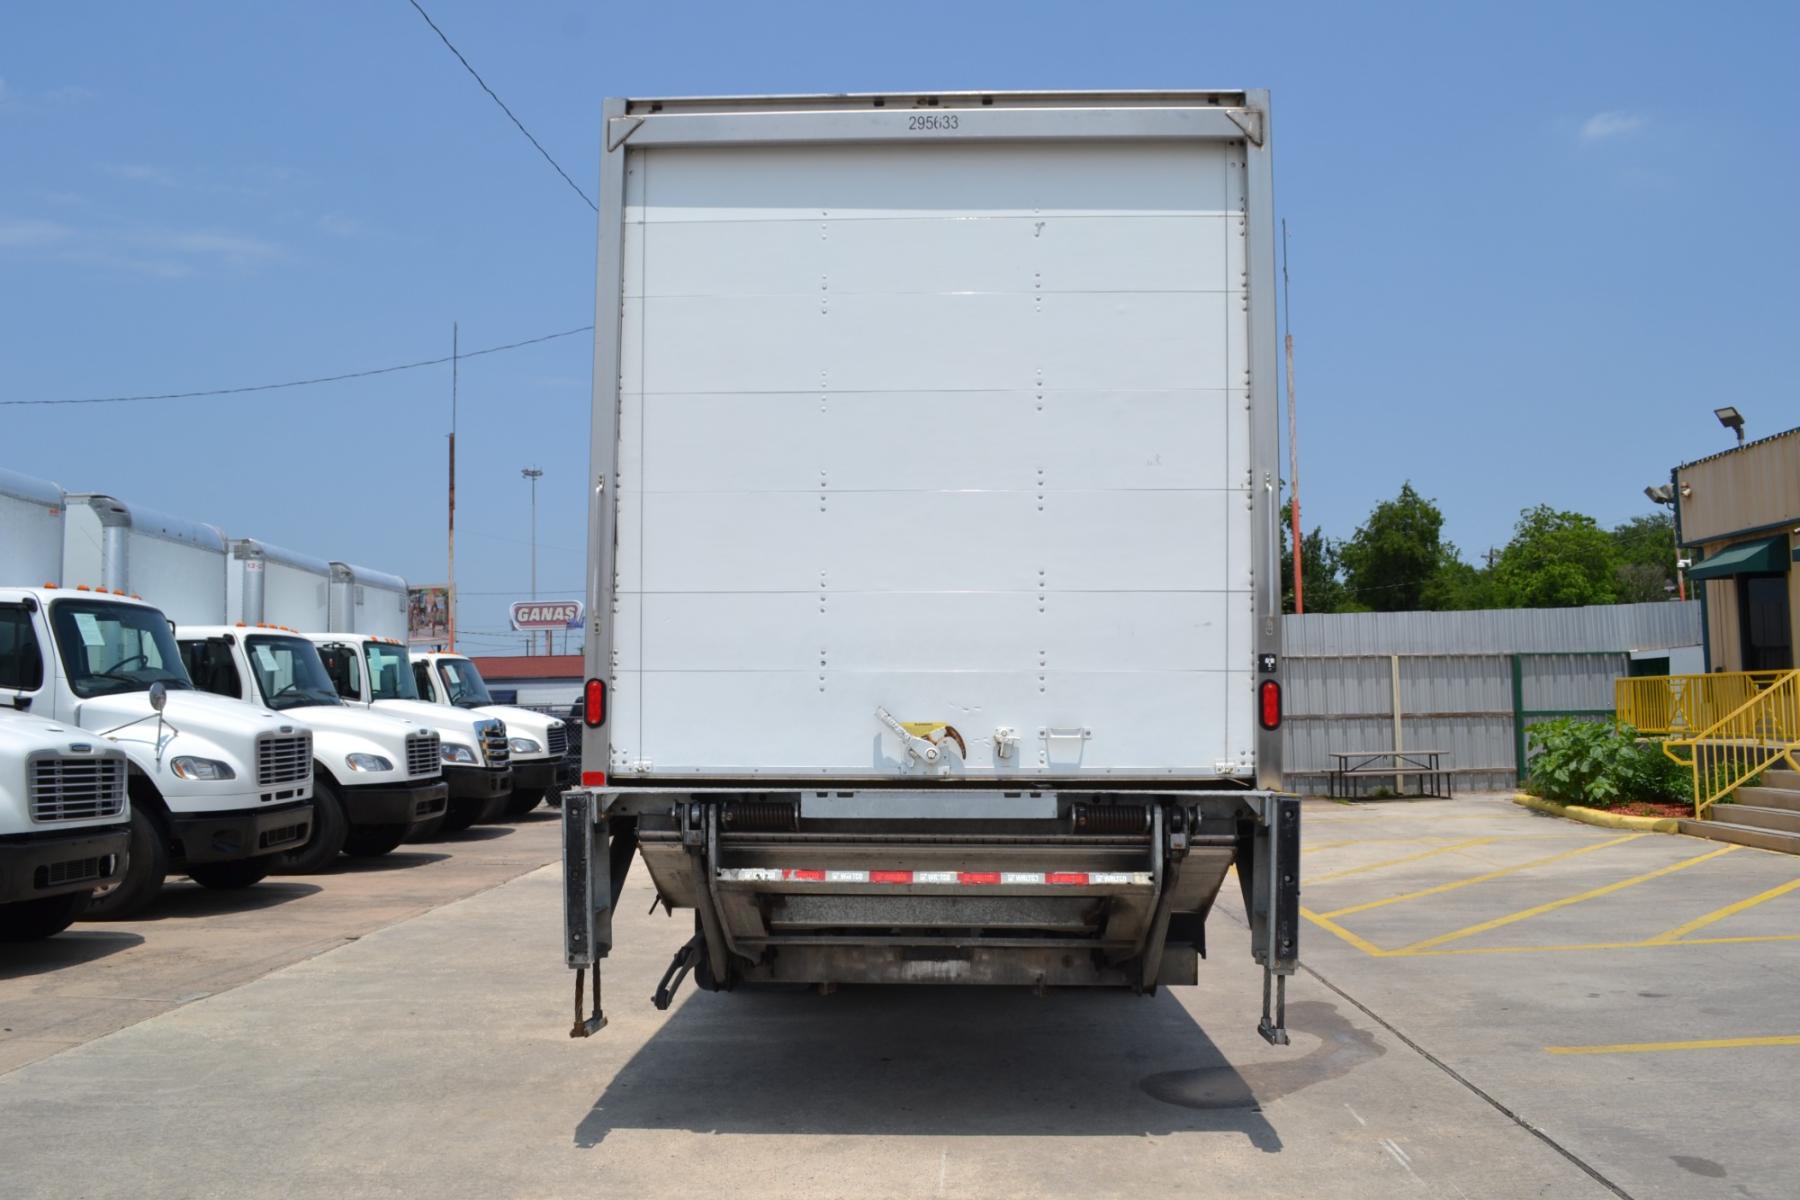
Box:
[615,138,1253,779]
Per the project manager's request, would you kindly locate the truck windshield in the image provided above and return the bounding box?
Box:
[50,600,192,699]
[436,658,493,707]
[245,636,343,710]
[363,642,419,701]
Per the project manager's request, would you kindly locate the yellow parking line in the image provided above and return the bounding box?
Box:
[1299,907,1390,957]
[1398,932,1800,957]
[1396,845,1738,953]
[1301,919,1800,960]
[1646,877,1800,943]
[1547,1035,1800,1056]
[1302,836,1450,855]
[1309,837,1499,883]
[1318,834,1645,919]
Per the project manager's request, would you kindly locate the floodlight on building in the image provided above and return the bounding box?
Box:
[1713,406,1745,445]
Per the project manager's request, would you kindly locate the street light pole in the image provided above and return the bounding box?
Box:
[522,467,544,655]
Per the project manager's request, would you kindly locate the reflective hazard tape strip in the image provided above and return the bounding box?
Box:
[717,868,1152,886]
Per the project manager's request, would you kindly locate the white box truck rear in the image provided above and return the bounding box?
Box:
[562,91,1298,1041]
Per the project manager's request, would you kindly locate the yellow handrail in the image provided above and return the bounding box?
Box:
[1661,669,1800,818]
[1615,671,1789,735]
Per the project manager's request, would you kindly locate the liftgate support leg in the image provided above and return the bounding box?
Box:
[564,791,612,1037]
[1253,795,1301,1045]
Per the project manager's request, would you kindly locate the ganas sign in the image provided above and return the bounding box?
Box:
[509,600,584,631]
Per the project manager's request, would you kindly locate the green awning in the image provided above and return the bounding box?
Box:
[1687,536,1789,580]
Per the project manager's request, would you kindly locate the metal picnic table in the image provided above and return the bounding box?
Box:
[1328,749,1453,800]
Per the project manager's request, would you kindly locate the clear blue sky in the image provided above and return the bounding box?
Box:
[3,2,1795,649]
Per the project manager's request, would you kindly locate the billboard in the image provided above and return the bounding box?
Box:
[408,585,451,645]
[510,599,583,631]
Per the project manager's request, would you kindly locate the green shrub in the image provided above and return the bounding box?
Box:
[1525,719,1691,808]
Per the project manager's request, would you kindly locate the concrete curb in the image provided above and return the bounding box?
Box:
[1512,793,1682,833]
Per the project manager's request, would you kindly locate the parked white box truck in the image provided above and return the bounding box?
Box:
[0,710,131,939]
[62,493,227,620]
[327,562,408,641]
[410,651,575,816]
[308,634,514,831]
[3,481,314,915]
[562,91,1299,1041]
[178,623,450,867]
[0,468,65,586]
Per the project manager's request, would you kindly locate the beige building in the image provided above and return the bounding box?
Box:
[1676,426,1800,671]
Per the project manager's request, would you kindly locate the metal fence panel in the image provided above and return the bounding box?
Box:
[1281,603,1699,794]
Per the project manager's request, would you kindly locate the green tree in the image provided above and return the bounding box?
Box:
[1280,502,1352,614]
[1338,483,1453,612]
[1610,512,1677,602]
[1421,556,1500,611]
[1492,506,1621,608]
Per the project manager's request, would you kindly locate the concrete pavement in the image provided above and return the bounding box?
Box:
[3,794,1795,1197]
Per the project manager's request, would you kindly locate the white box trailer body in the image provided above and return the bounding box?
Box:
[0,469,66,587]
[565,91,1297,1042]
[228,539,332,629]
[327,562,408,641]
[62,494,227,624]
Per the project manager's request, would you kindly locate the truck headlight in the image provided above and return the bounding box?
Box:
[170,757,236,781]
[509,737,542,754]
[346,753,393,773]
[441,744,478,765]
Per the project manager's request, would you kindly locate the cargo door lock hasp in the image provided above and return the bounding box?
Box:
[875,707,966,771]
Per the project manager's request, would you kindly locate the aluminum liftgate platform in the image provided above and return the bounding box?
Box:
[563,89,1297,1044]
[565,788,1299,1042]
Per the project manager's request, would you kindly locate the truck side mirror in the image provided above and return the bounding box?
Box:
[148,680,167,712]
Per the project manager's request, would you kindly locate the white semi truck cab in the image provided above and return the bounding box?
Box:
[410,652,575,817]
[0,588,314,917]
[177,625,450,868]
[0,710,132,939]
[306,634,513,832]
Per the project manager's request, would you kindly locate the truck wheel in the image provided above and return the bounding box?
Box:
[505,787,545,818]
[187,856,272,890]
[342,824,410,857]
[271,779,348,874]
[81,807,168,920]
[0,893,89,941]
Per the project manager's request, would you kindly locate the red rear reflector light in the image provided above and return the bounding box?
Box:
[1259,679,1282,731]
[583,678,607,727]
[581,770,607,787]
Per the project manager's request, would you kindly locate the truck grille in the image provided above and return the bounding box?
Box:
[256,733,313,787]
[37,854,116,890]
[478,721,510,768]
[546,722,568,757]
[29,756,127,822]
[406,731,442,777]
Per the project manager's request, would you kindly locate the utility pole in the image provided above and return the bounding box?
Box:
[1283,220,1303,614]
[448,323,458,653]
[522,467,544,655]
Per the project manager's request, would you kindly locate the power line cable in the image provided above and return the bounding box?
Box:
[403,0,597,212]
[5,325,593,408]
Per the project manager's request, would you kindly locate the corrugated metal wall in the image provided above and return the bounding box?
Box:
[1282,603,1702,794]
